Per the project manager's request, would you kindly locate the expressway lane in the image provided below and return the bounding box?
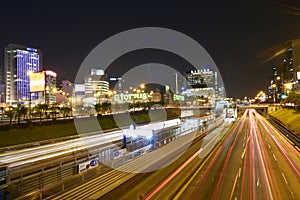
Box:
[171,109,300,200]
[98,119,233,200]
[104,109,300,200]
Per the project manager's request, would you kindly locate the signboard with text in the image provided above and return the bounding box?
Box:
[114,93,148,101]
[78,159,98,174]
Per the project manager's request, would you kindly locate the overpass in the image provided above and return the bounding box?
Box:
[238,105,269,116]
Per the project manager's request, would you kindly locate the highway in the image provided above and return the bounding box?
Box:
[2,109,299,199]
[53,118,232,199]
[0,117,203,199]
[0,119,180,169]
[100,109,300,200]
[169,109,300,200]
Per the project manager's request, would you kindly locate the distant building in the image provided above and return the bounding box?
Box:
[84,69,109,106]
[45,70,57,104]
[182,68,219,104]
[56,80,73,106]
[270,39,300,101]
[4,44,43,104]
[61,80,73,96]
[0,67,4,103]
[109,77,123,93]
[73,84,85,106]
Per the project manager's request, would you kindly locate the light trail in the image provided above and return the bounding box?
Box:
[0,119,182,168]
[256,111,300,179]
[143,120,233,200]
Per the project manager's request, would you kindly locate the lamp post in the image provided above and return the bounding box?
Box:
[27,70,33,119]
[284,83,292,95]
[272,84,276,103]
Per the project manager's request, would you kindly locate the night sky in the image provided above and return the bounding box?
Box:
[1,0,300,98]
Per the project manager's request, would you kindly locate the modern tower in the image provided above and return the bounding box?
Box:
[45,70,57,104]
[4,44,43,104]
[84,69,109,106]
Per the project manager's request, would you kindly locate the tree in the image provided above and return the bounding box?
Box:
[60,106,72,117]
[15,104,28,123]
[49,103,59,119]
[15,104,28,124]
[4,106,14,126]
[95,102,111,114]
[101,102,111,114]
[34,104,48,121]
[281,92,300,111]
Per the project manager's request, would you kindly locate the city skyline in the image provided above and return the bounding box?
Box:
[1,1,300,98]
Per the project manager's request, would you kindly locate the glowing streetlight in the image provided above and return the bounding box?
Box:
[284,83,292,90]
[140,84,145,89]
[108,90,113,96]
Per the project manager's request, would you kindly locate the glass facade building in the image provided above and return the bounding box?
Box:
[4,44,42,104]
[16,49,40,101]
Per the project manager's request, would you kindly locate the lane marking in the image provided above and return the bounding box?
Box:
[272,154,277,162]
[281,172,288,185]
[171,144,222,200]
[241,148,246,159]
[268,144,271,149]
[229,172,239,200]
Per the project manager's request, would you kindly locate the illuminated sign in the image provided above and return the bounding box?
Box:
[297,71,300,80]
[281,94,288,99]
[78,159,98,174]
[114,93,148,101]
[109,77,122,81]
[45,70,57,78]
[26,47,37,52]
[30,72,45,92]
[173,94,185,101]
[91,68,104,75]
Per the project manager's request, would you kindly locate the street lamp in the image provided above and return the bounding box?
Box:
[140,84,145,89]
[284,83,292,95]
[272,84,277,103]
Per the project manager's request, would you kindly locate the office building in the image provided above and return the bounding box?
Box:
[45,70,57,104]
[84,69,109,106]
[183,68,218,100]
[56,80,73,106]
[274,40,300,93]
[4,44,42,104]
[109,77,123,93]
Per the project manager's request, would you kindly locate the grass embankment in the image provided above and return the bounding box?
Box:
[0,108,181,147]
[270,108,300,135]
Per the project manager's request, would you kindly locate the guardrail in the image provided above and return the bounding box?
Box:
[268,116,300,149]
[2,116,221,199]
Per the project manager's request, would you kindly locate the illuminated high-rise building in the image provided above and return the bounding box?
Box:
[4,44,43,104]
[183,67,218,97]
[273,40,300,94]
[45,70,57,104]
[84,69,109,106]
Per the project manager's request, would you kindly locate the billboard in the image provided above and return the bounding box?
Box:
[30,72,45,92]
[78,159,98,174]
